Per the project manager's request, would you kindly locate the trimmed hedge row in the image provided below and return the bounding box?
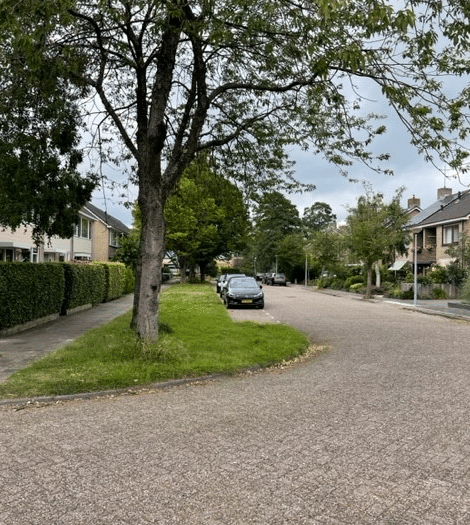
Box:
[0,262,135,331]
[0,263,65,330]
[62,264,106,312]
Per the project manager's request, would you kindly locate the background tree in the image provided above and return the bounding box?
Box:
[276,233,306,283]
[3,1,470,339]
[346,190,410,298]
[165,157,249,282]
[309,228,347,281]
[252,192,301,272]
[302,203,337,234]
[0,13,96,241]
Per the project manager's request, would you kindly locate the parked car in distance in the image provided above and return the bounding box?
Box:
[270,273,287,286]
[218,273,246,296]
[262,272,273,284]
[222,277,264,309]
[255,273,265,282]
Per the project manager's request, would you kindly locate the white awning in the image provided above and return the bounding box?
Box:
[389,260,408,271]
[0,241,32,250]
[436,258,456,267]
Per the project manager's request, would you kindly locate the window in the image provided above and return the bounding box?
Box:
[443,225,460,245]
[75,218,92,239]
[110,230,123,247]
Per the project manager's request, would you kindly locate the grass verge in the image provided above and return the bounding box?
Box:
[0,283,310,399]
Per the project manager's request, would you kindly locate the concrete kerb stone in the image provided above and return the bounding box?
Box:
[0,374,228,409]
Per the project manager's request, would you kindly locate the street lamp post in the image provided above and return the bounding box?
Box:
[414,230,420,307]
[305,250,308,287]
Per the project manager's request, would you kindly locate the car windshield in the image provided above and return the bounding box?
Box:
[229,279,259,289]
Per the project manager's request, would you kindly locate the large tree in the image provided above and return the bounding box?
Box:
[164,157,249,281]
[302,203,337,234]
[347,190,410,298]
[3,1,470,339]
[0,10,96,241]
[252,192,301,271]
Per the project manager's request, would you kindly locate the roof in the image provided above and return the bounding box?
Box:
[83,202,131,234]
[407,190,470,229]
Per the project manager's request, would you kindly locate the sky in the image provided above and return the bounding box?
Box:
[88,81,470,229]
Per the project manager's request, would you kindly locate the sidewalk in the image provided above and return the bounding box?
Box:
[0,294,134,383]
[315,286,470,320]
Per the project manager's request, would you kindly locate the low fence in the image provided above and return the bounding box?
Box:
[401,282,460,299]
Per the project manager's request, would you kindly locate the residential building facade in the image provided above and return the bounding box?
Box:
[401,187,470,273]
[0,203,130,263]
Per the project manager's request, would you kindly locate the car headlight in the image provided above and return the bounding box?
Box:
[254,293,263,299]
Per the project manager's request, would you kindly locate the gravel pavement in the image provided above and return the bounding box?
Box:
[2,285,470,524]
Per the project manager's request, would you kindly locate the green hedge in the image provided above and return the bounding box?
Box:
[62,263,106,312]
[96,262,129,302]
[0,263,65,330]
[0,262,135,331]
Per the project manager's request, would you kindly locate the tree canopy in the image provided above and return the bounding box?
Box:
[0,12,96,241]
[3,0,470,338]
[302,202,337,233]
[252,192,301,271]
[347,189,410,297]
[164,157,249,281]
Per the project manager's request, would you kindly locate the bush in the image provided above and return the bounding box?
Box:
[0,263,65,330]
[460,273,470,304]
[431,287,448,299]
[349,282,365,293]
[62,263,106,312]
[344,275,364,289]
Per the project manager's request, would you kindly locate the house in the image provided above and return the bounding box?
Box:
[400,187,470,273]
[0,203,130,263]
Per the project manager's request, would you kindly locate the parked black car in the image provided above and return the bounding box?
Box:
[222,277,264,309]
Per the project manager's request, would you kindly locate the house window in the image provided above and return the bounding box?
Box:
[110,230,123,247]
[443,225,460,245]
[75,218,92,239]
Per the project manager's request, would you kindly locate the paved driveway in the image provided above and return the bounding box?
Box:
[2,285,470,524]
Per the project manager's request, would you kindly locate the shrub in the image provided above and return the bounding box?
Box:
[330,278,345,290]
[62,263,106,312]
[349,282,364,293]
[0,263,65,330]
[344,275,364,288]
[431,287,447,299]
[460,273,470,304]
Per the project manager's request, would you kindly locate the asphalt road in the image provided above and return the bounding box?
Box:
[2,284,470,524]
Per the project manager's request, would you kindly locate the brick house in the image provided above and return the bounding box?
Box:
[0,203,130,263]
[402,187,470,273]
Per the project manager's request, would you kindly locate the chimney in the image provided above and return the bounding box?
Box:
[407,195,421,209]
[437,187,452,200]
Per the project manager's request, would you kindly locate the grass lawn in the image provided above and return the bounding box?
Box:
[0,283,310,399]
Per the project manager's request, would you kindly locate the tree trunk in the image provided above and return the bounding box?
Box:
[178,256,188,283]
[375,261,381,288]
[366,266,372,299]
[131,185,166,341]
[199,261,207,282]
